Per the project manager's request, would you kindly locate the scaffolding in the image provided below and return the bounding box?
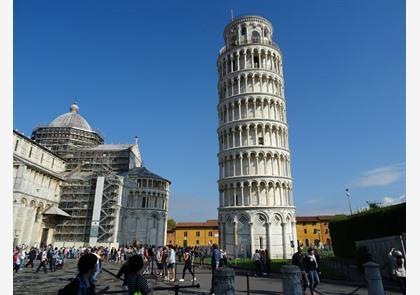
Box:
[31,126,104,158]
[54,149,126,244]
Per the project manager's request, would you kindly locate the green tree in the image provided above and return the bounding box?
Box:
[366,201,381,210]
[167,218,176,231]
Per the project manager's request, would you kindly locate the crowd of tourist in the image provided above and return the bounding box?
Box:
[12,242,225,295]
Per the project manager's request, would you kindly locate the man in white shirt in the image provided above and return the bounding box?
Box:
[167,245,176,281]
[35,248,48,273]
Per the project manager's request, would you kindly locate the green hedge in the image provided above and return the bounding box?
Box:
[329,202,406,259]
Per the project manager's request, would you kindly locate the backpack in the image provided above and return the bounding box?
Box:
[57,279,78,295]
[57,277,95,295]
[37,251,42,260]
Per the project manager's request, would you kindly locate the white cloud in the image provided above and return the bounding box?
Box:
[382,194,406,206]
[353,163,405,188]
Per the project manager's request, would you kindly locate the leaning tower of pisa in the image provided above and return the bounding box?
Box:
[217,15,297,259]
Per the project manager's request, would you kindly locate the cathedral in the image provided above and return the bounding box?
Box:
[13,103,170,248]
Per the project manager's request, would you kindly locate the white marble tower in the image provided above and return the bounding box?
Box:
[217,15,297,259]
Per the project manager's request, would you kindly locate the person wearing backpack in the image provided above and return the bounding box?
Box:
[179,248,196,282]
[389,248,406,295]
[57,253,109,295]
[125,255,153,295]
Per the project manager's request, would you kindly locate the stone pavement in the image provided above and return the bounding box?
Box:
[13,260,402,295]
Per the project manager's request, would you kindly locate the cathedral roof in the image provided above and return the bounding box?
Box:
[48,103,93,132]
[82,144,135,151]
[128,166,171,184]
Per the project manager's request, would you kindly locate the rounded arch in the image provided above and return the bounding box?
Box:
[272,213,283,224]
[254,212,268,224]
[29,200,36,208]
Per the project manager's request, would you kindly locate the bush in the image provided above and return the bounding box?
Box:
[329,203,405,259]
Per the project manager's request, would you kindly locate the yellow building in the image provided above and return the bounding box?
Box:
[170,220,219,247]
[296,216,334,248]
[166,230,175,246]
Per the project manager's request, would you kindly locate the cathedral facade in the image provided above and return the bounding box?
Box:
[13,103,170,248]
[216,15,297,259]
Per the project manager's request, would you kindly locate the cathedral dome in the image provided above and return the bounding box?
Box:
[48,103,93,131]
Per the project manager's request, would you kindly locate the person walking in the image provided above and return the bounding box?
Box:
[304,248,320,295]
[25,247,37,268]
[116,260,130,288]
[125,255,153,295]
[292,246,308,293]
[19,248,26,270]
[162,247,169,280]
[35,247,48,273]
[199,249,205,268]
[13,248,21,273]
[252,250,262,277]
[50,247,58,272]
[210,244,221,295]
[142,246,150,275]
[91,249,102,282]
[156,247,163,277]
[389,248,406,295]
[167,245,176,282]
[179,248,196,282]
[57,253,109,295]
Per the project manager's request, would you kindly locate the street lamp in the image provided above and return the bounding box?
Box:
[345,188,353,215]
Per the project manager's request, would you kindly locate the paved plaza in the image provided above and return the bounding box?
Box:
[13,259,402,295]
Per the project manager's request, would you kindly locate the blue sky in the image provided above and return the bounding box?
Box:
[14,0,405,221]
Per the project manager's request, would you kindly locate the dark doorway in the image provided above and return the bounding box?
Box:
[40,228,49,247]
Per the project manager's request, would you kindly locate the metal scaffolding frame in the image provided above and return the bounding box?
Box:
[54,150,125,244]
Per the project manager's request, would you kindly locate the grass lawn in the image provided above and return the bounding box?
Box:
[192,255,350,280]
[193,256,290,272]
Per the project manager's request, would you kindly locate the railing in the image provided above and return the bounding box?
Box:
[101,264,201,295]
[219,39,281,55]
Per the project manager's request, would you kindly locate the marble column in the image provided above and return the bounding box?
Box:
[249,222,255,255]
[280,265,303,295]
[282,222,287,259]
[213,267,235,295]
[233,222,238,257]
[364,262,385,295]
[266,222,272,258]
